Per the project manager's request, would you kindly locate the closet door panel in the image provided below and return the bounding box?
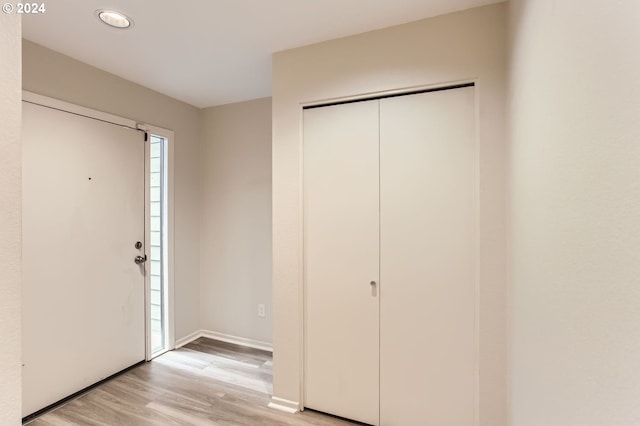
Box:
[380,87,476,425]
[303,100,380,425]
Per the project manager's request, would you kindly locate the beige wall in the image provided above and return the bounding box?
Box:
[22,40,201,340]
[0,13,22,426]
[272,3,507,424]
[508,1,640,425]
[200,98,272,343]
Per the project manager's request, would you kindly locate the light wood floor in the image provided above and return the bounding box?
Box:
[27,338,358,426]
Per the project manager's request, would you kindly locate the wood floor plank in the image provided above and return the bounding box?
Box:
[26,338,358,426]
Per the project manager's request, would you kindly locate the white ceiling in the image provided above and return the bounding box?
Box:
[23,0,502,108]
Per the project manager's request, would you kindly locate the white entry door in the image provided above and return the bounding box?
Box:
[22,101,146,417]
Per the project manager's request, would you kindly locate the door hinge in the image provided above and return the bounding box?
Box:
[144,131,148,142]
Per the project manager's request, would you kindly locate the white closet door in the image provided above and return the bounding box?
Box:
[379,87,476,425]
[22,102,146,417]
[304,100,380,425]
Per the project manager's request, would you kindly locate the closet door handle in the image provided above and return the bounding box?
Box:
[370,281,377,286]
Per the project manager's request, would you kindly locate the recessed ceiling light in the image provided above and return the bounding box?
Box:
[96,9,133,29]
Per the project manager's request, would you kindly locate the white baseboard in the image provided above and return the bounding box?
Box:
[174,330,202,349]
[174,329,273,352]
[268,396,300,413]
[201,330,273,352]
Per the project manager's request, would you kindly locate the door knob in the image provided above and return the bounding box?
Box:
[370,281,376,286]
[134,255,147,265]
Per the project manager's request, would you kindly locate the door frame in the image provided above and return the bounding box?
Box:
[22,91,176,362]
[298,79,481,423]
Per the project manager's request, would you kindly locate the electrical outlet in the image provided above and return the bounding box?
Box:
[258,304,266,317]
